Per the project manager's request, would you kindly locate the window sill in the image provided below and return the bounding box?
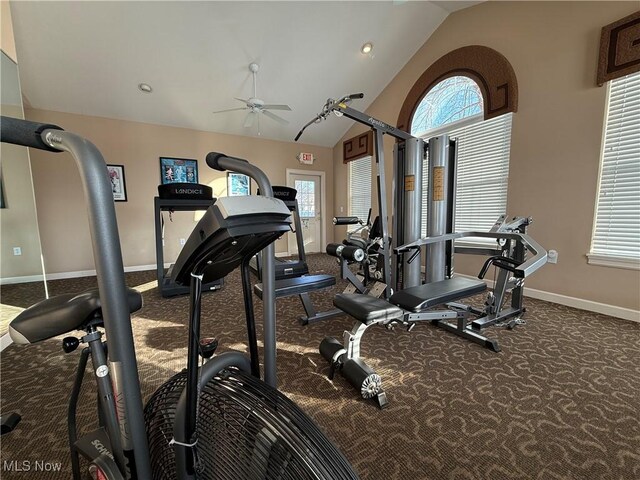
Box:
[587,253,640,270]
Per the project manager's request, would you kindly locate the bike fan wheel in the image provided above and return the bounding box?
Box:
[144,368,358,480]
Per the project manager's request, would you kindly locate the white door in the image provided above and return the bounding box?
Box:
[288,173,322,254]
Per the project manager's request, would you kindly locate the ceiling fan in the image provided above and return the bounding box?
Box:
[213,63,292,133]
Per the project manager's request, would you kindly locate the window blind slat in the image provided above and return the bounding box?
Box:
[589,71,640,261]
[348,156,372,226]
[421,113,512,240]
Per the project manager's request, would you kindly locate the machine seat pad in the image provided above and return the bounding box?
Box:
[390,277,487,312]
[254,274,336,299]
[333,294,404,325]
[9,288,143,345]
[343,238,367,250]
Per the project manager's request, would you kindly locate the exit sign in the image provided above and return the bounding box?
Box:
[297,152,314,165]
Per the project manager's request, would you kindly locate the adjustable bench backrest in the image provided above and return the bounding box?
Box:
[389,277,487,312]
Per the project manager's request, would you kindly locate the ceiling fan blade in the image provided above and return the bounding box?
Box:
[262,109,289,125]
[243,111,255,128]
[261,104,291,111]
[234,97,250,104]
[212,107,247,114]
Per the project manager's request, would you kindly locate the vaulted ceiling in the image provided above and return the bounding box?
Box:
[11,1,479,147]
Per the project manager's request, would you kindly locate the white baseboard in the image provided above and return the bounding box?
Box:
[1,255,290,284]
[521,286,639,323]
[1,264,168,284]
[46,263,166,281]
[0,333,13,352]
[0,274,45,285]
[458,273,639,323]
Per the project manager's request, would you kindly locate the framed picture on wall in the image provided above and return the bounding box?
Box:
[107,165,127,202]
[0,170,5,208]
[227,172,250,196]
[159,157,198,185]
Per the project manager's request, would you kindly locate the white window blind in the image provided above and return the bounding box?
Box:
[589,72,640,268]
[421,114,512,243]
[348,156,372,224]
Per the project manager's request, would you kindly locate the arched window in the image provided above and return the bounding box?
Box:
[411,76,513,241]
[411,76,483,135]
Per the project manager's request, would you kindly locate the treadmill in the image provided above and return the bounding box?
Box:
[250,186,309,281]
[154,183,223,297]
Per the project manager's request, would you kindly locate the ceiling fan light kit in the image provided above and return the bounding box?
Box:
[212,63,292,135]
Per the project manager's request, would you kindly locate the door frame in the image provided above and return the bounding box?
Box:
[286,168,326,254]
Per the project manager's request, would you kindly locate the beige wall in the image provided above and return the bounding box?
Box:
[1,1,17,63]
[25,108,334,274]
[334,1,639,311]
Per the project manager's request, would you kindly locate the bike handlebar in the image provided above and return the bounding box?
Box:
[206,152,273,197]
[0,116,64,152]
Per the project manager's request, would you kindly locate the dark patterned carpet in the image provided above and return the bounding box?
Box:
[1,254,639,479]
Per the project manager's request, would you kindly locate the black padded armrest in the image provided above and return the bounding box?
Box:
[254,274,336,299]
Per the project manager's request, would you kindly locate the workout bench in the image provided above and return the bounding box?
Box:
[254,274,342,325]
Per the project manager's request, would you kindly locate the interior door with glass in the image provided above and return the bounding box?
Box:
[288,173,322,254]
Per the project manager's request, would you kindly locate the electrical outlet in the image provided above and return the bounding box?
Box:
[13,247,22,256]
[548,249,558,264]
[180,238,186,246]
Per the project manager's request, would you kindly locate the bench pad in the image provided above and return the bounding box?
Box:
[333,294,404,325]
[9,288,143,345]
[390,277,487,312]
[254,274,336,299]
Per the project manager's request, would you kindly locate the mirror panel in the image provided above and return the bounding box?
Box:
[0,50,48,338]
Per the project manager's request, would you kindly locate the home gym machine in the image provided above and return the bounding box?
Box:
[1,117,358,479]
[154,183,223,297]
[296,96,548,407]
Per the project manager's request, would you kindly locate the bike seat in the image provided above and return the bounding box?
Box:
[9,288,143,345]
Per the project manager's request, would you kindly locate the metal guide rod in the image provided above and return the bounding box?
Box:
[426,136,450,283]
[401,138,424,288]
[373,127,392,296]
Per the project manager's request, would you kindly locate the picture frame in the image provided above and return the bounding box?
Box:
[227,172,250,196]
[0,171,5,208]
[107,164,127,202]
[159,157,198,185]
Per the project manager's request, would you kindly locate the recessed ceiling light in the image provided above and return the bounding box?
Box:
[361,42,373,55]
[138,83,153,93]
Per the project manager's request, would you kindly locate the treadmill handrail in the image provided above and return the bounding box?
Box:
[204,152,279,387]
[395,231,548,278]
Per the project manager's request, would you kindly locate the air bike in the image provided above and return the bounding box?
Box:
[2,116,359,479]
[296,96,548,408]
